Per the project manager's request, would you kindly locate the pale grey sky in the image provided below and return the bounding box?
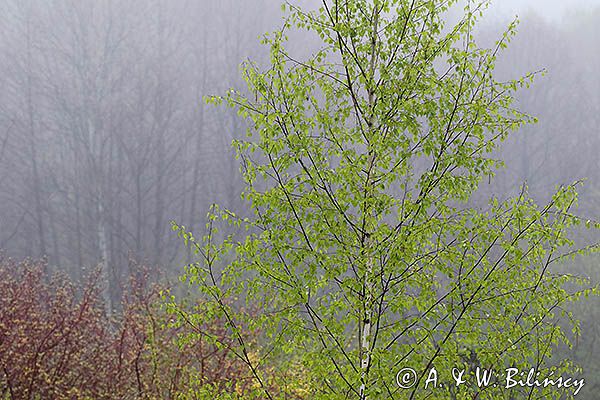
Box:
[487,0,600,22]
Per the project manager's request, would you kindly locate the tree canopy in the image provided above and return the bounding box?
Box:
[173,1,600,399]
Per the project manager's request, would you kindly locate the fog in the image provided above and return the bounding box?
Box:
[489,0,600,21]
[0,0,599,396]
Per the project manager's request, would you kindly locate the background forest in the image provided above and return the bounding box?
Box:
[0,0,599,398]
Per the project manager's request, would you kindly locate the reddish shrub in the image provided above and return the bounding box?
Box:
[0,257,256,399]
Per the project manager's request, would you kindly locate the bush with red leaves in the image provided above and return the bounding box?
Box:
[0,257,257,399]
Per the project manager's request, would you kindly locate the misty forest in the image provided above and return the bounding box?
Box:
[1,0,599,399]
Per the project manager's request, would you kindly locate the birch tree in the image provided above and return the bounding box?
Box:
[174,0,600,399]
